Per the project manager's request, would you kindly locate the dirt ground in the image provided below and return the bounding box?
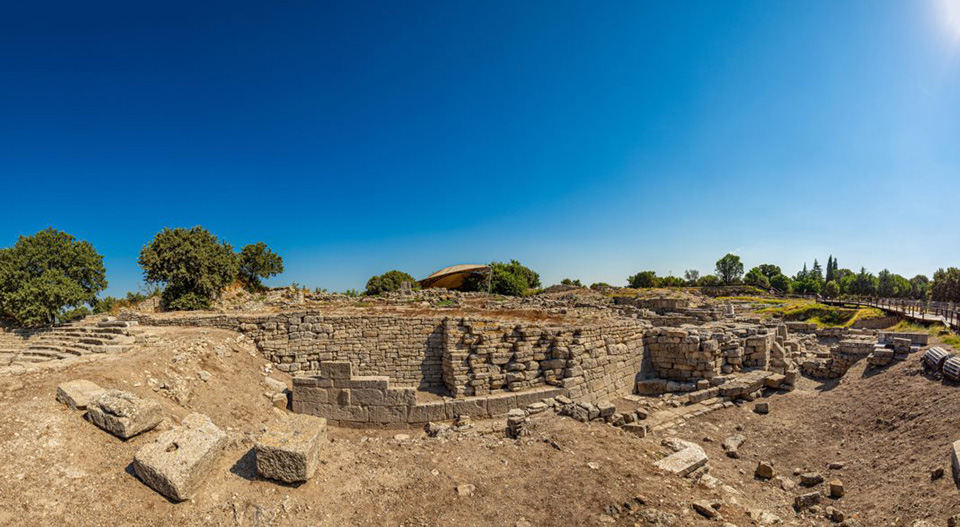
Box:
[0,326,958,526]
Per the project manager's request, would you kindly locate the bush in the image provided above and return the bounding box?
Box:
[138,227,238,310]
[365,270,419,296]
[659,276,686,288]
[590,282,611,290]
[769,273,792,293]
[560,278,583,287]
[697,275,721,287]
[239,242,284,290]
[0,228,107,326]
[93,296,118,314]
[627,271,659,288]
[745,267,770,289]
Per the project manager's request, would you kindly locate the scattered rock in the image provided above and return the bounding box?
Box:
[794,491,821,510]
[754,402,769,414]
[825,505,845,522]
[455,483,476,497]
[255,414,327,483]
[800,472,824,486]
[132,413,226,501]
[775,475,797,491]
[654,441,708,477]
[721,434,745,458]
[56,380,105,410]
[692,500,721,519]
[755,461,774,480]
[828,461,845,470]
[828,478,845,498]
[87,390,163,439]
[931,467,945,480]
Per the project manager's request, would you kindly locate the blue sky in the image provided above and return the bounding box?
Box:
[2,1,959,295]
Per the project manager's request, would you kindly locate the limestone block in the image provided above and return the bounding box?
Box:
[133,413,227,501]
[952,440,960,488]
[408,401,448,423]
[485,393,517,416]
[448,397,488,418]
[56,380,105,410]
[654,443,707,477]
[256,414,327,483]
[87,390,163,439]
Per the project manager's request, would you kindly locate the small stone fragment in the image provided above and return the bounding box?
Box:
[825,506,845,522]
[828,478,845,498]
[692,500,720,519]
[755,461,774,480]
[754,402,769,414]
[828,461,845,470]
[800,472,824,486]
[722,434,745,458]
[56,380,105,410]
[456,483,476,497]
[794,491,821,510]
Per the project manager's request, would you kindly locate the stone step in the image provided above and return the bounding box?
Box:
[26,344,85,356]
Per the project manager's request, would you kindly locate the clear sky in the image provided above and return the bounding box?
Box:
[2,1,959,296]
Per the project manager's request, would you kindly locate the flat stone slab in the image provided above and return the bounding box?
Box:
[87,390,163,439]
[654,442,708,477]
[56,380,105,410]
[133,413,227,502]
[256,414,327,483]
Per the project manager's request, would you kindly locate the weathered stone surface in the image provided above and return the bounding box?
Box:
[133,413,226,501]
[654,442,707,477]
[754,402,769,414]
[721,435,745,458]
[755,461,774,480]
[800,472,824,486]
[623,423,648,438]
[87,390,162,439]
[828,478,845,498]
[794,491,821,510]
[56,380,105,410]
[256,414,327,483]
[952,440,960,488]
[692,500,720,519]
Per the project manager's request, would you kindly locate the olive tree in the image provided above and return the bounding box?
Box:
[239,242,284,290]
[715,254,744,285]
[0,228,107,326]
[138,227,238,310]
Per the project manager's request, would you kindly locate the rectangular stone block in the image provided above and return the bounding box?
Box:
[256,414,327,483]
[56,380,105,410]
[384,388,416,406]
[654,444,708,477]
[87,390,163,439]
[133,413,227,501]
[407,401,448,423]
[485,393,518,416]
[369,405,408,424]
[447,397,488,419]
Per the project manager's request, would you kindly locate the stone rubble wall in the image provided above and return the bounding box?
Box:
[126,312,648,403]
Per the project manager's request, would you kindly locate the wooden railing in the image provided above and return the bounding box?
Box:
[820,296,960,332]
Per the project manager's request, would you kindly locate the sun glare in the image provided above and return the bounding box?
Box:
[941,0,960,37]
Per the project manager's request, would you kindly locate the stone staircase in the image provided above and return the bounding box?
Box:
[0,318,141,367]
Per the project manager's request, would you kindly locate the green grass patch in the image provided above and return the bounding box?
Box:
[757,302,885,328]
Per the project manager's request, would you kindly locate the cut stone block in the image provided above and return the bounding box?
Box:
[87,390,163,439]
[952,440,960,488]
[654,443,708,477]
[256,414,327,483]
[133,413,226,502]
[56,380,105,410]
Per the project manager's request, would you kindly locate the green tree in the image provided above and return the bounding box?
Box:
[0,228,107,326]
[683,269,700,284]
[660,276,686,287]
[757,264,782,280]
[823,280,840,298]
[138,226,238,310]
[811,259,824,285]
[744,267,771,289]
[715,254,744,285]
[560,278,583,287]
[627,270,659,288]
[932,268,960,302]
[365,270,419,296]
[239,242,284,290]
[910,275,930,301]
[769,273,792,293]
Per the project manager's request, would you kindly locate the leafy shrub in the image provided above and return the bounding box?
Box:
[560,278,583,287]
[590,282,611,290]
[239,242,284,290]
[365,270,419,296]
[0,228,107,326]
[466,260,541,296]
[61,306,91,323]
[138,227,238,310]
[745,267,770,289]
[697,275,721,287]
[627,271,659,288]
[769,273,792,293]
[659,276,686,287]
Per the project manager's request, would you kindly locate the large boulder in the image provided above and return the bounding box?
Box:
[87,390,162,439]
[255,414,327,483]
[56,380,105,410]
[133,413,226,501]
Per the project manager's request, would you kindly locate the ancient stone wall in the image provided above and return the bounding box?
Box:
[127,312,648,403]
